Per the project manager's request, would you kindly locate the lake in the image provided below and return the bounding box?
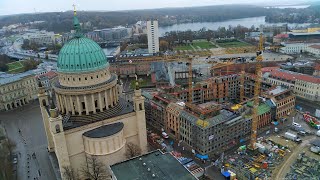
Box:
[158,16,310,36]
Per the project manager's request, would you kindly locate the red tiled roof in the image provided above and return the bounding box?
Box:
[261,67,280,73]
[309,45,320,50]
[36,71,58,79]
[315,64,320,71]
[274,34,289,38]
[268,69,320,84]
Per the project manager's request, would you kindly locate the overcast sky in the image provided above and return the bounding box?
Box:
[0,0,308,16]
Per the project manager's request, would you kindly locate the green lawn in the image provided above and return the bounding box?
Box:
[193,40,217,49]
[174,45,194,51]
[217,40,251,48]
[7,61,25,74]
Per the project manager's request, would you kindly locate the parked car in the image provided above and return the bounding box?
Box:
[298,131,306,136]
[12,154,18,164]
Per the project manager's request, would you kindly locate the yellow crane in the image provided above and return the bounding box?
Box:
[249,33,264,150]
[240,64,245,102]
[188,57,193,103]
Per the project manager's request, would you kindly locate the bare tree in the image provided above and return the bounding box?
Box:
[81,156,109,180]
[125,142,142,159]
[63,166,78,180]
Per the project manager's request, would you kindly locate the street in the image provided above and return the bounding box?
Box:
[0,101,56,180]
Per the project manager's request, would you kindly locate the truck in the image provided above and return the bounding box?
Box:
[284,132,302,143]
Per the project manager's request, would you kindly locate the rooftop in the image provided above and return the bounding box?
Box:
[246,102,271,116]
[0,70,35,85]
[110,150,197,180]
[264,67,320,84]
[274,34,289,39]
[180,109,238,129]
[82,122,124,138]
[36,71,58,79]
[309,45,320,49]
[268,86,288,96]
[289,32,320,36]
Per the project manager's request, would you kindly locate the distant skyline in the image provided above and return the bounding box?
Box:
[0,0,312,16]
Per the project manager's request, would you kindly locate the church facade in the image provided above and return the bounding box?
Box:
[38,10,147,179]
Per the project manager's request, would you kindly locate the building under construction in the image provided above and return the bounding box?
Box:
[142,79,282,156]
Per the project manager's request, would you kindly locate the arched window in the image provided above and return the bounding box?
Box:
[55,124,61,133]
[42,99,46,106]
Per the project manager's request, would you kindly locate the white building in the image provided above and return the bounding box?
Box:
[147,20,159,54]
[23,30,56,46]
[306,45,320,57]
[262,67,320,102]
[280,42,320,54]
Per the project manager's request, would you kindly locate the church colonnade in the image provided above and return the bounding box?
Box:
[55,86,119,115]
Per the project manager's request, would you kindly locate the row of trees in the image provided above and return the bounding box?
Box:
[265,5,320,24]
[23,59,41,71]
[63,142,141,180]
[0,139,15,180]
[0,5,269,33]
[0,54,14,72]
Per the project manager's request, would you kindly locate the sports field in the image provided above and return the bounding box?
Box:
[174,45,194,51]
[7,61,25,74]
[217,40,252,48]
[193,40,217,49]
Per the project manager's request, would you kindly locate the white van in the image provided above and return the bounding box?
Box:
[317,130,320,137]
[162,132,169,139]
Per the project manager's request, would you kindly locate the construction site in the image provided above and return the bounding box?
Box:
[113,33,318,180]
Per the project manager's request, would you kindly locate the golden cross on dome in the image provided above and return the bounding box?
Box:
[72,4,77,16]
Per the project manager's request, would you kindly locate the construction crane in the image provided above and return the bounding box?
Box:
[210,61,234,76]
[188,57,193,103]
[249,33,264,150]
[240,64,245,102]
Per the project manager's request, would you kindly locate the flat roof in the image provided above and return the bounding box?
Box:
[268,86,288,95]
[0,70,35,85]
[83,122,124,138]
[111,150,197,180]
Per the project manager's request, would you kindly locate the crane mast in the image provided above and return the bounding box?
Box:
[240,66,245,102]
[188,57,193,103]
[249,33,264,150]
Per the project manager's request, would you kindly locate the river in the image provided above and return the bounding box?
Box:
[158,16,311,36]
[103,47,117,56]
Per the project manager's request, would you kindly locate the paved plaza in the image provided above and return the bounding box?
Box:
[0,101,57,180]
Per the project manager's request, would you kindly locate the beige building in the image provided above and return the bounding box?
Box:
[263,67,320,102]
[263,86,296,119]
[39,12,147,179]
[0,72,38,111]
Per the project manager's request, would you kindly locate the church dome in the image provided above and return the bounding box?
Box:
[57,13,108,73]
[57,37,108,73]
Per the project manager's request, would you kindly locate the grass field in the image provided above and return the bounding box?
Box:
[174,45,194,51]
[217,40,252,48]
[7,61,25,74]
[193,40,217,49]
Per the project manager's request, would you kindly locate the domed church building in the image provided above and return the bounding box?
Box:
[38,9,147,179]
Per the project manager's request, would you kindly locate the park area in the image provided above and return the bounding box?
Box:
[7,61,25,74]
[216,39,252,48]
[174,40,217,51]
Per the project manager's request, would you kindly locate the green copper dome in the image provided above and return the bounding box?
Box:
[57,13,108,73]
